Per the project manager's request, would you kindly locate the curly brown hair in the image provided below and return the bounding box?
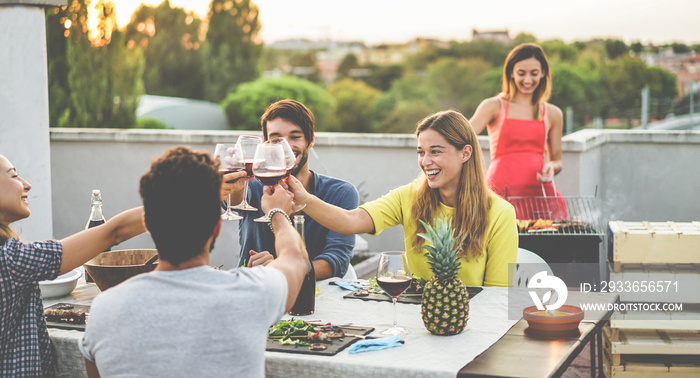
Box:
[139,147,222,266]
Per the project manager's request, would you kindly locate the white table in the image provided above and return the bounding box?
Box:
[46,276,520,378]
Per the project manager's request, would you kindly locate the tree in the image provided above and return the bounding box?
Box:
[600,55,648,126]
[288,51,323,84]
[47,0,144,128]
[647,66,678,119]
[124,0,204,99]
[604,39,628,60]
[513,32,538,45]
[425,57,494,116]
[325,79,381,132]
[46,0,89,127]
[202,0,262,102]
[361,64,403,92]
[221,76,332,130]
[336,53,360,80]
[630,41,644,54]
[540,40,579,62]
[549,62,590,130]
[372,75,440,133]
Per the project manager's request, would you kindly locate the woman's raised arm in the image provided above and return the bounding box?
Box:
[286,175,374,235]
[59,207,146,274]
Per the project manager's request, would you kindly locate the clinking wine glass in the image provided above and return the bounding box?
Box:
[213,143,244,221]
[376,251,412,336]
[230,135,262,211]
[271,137,306,214]
[252,142,288,222]
[253,137,304,223]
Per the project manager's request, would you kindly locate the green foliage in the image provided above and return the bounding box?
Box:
[604,39,628,60]
[124,1,204,99]
[360,64,404,92]
[325,79,381,132]
[426,57,494,116]
[221,76,332,130]
[47,1,144,128]
[288,51,324,84]
[630,41,645,54]
[600,55,648,126]
[203,0,262,102]
[541,40,579,62]
[372,75,440,133]
[336,53,360,80]
[647,66,678,119]
[513,32,538,45]
[135,118,168,129]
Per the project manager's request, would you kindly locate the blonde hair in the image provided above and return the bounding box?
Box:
[411,110,492,260]
[500,43,552,120]
[0,224,18,245]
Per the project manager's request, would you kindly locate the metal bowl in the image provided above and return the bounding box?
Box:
[39,268,82,299]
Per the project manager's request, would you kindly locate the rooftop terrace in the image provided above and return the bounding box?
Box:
[45,128,700,271]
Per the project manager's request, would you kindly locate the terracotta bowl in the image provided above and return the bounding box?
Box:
[522,305,584,332]
[84,249,158,291]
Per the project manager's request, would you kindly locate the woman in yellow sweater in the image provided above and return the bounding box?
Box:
[287,110,517,286]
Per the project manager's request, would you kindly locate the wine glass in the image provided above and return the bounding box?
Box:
[376,251,412,336]
[271,137,306,214]
[230,135,262,211]
[252,142,287,222]
[213,143,243,221]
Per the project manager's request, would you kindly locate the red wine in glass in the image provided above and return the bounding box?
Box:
[377,275,412,297]
[244,159,255,177]
[282,168,292,181]
[255,171,286,186]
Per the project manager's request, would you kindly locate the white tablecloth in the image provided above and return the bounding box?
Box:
[265,282,519,378]
[46,277,520,378]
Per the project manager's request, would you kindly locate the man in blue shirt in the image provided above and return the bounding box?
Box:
[226,100,358,279]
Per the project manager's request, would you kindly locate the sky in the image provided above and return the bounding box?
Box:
[114,0,700,45]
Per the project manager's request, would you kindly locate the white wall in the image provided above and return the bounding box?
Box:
[0,4,62,241]
[48,129,700,269]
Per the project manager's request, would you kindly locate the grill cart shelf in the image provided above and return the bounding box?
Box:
[507,193,605,287]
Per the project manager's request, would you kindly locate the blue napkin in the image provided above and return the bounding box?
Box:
[348,336,403,354]
[333,280,364,291]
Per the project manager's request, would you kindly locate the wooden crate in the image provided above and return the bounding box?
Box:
[607,262,700,303]
[602,324,700,377]
[608,221,700,272]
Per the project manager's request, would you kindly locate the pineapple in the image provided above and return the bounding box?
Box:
[418,218,469,335]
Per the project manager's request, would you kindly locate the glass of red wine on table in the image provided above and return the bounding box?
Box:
[213,143,244,221]
[376,251,412,336]
[230,135,262,212]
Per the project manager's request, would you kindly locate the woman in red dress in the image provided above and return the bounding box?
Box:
[470,43,567,220]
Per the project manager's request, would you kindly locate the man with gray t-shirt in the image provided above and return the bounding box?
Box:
[79,147,308,378]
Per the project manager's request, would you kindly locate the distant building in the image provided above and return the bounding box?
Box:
[472,29,512,45]
[642,49,700,96]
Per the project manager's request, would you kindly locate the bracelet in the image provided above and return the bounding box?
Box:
[267,208,293,234]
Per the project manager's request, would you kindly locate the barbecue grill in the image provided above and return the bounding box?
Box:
[506,186,605,287]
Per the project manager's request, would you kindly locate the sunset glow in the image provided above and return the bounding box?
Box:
[111,0,699,45]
